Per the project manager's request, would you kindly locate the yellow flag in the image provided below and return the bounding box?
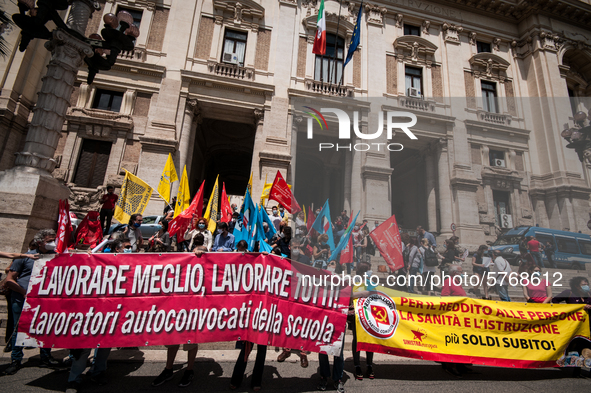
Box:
[157,153,178,204]
[204,175,219,233]
[174,166,190,218]
[246,172,253,195]
[303,205,306,224]
[114,170,153,224]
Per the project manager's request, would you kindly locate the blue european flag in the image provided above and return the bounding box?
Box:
[344,2,363,67]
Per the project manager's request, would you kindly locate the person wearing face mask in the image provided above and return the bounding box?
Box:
[228,212,240,234]
[313,234,331,269]
[270,206,282,231]
[277,204,289,224]
[184,217,213,251]
[290,238,311,266]
[212,222,235,252]
[4,229,63,375]
[522,266,551,303]
[148,220,171,252]
[271,227,291,258]
[124,214,143,252]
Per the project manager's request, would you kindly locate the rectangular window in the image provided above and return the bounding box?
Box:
[535,233,556,252]
[222,29,248,66]
[489,149,505,167]
[405,66,422,96]
[556,236,580,254]
[481,81,498,113]
[476,41,491,53]
[117,7,143,28]
[493,190,510,227]
[73,139,112,188]
[579,239,591,256]
[404,24,420,36]
[92,89,123,112]
[314,33,344,84]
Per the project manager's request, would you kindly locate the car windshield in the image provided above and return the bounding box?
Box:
[492,236,523,246]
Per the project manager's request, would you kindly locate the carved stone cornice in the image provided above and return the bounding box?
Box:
[469,52,510,77]
[364,3,387,26]
[393,36,438,65]
[213,0,264,26]
[442,23,463,44]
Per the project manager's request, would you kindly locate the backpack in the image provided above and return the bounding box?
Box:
[518,239,528,253]
[424,246,439,266]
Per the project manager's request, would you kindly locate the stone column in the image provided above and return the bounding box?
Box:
[437,138,453,238]
[424,146,438,233]
[0,26,94,251]
[177,98,199,192]
[250,108,267,202]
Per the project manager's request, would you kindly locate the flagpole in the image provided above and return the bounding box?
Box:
[328,0,344,88]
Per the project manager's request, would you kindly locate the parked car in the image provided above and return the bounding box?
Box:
[108,215,165,241]
[490,226,591,269]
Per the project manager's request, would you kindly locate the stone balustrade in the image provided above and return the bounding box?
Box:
[304,79,354,97]
[478,110,512,126]
[400,96,435,111]
[207,60,255,80]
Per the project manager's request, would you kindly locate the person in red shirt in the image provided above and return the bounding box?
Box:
[100,186,118,235]
[527,236,543,269]
[441,264,467,297]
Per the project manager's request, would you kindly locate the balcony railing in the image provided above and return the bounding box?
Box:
[118,48,146,62]
[304,79,354,97]
[207,61,255,81]
[477,110,512,126]
[400,96,435,112]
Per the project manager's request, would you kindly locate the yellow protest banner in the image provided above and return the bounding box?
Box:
[114,171,153,224]
[204,175,219,233]
[355,286,590,368]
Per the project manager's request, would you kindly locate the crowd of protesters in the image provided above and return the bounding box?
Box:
[1,191,590,391]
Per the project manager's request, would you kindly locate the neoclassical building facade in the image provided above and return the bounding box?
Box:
[1,0,590,248]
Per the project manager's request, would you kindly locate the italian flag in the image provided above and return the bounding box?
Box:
[312,0,326,55]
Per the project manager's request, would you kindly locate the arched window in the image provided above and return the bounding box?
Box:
[314,33,344,84]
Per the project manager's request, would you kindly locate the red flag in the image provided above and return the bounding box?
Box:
[169,180,205,238]
[269,171,301,213]
[220,182,232,223]
[75,211,103,248]
[370,305,390,326]
[339,213,354,265]
[55,200,72,253]
[369,214,404,271]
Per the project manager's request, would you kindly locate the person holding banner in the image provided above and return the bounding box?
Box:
[407,238,423,294]
[492,250,512,302]
[522,266,552,303]
[122,214,143,252]
[184,217,213,251]
[350,261,375,381]
[3,229,62,375]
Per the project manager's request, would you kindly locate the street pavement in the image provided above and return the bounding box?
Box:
[0,346,589,392]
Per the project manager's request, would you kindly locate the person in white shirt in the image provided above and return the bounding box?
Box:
[270,206,283,231]
[492,250,512,302]
[184,217,213,251]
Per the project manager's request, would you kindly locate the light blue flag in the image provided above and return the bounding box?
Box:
[235,190,256,245]
[260,206,277,241]
[311,199,335,250]
[248,203,264,251]
[329,210,360,261]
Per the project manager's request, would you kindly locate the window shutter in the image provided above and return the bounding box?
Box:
[74,139,112,188]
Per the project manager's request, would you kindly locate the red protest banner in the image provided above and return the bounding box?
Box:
[369,215,404,271]
[16,253,349,355]
[269,171,301,213]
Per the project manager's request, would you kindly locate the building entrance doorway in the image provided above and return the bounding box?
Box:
[190,118,256,203]
[390,147,428,231]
